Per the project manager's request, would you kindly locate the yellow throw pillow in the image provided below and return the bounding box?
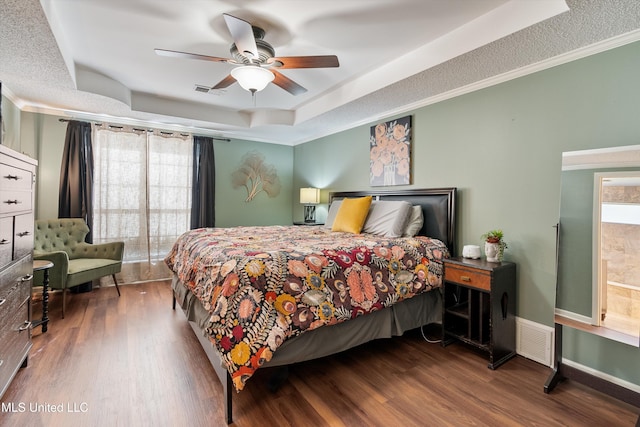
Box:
[331,196,373,233]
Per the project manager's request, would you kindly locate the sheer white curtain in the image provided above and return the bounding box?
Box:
[93,126,193,283]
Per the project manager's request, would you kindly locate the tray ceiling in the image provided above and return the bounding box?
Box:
[1,0,639,145]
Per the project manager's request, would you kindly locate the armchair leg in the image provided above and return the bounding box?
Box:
[62,289,66,319]
[112,274,121,297]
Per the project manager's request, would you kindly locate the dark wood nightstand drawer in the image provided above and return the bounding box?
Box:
[444,264,491,291]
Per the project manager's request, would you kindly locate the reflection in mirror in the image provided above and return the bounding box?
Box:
[557,145,640,346]
[595,172,640,338]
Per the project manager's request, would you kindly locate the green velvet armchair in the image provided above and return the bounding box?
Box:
[33,218,124,318]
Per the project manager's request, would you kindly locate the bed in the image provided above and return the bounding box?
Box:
[166,188,456,424]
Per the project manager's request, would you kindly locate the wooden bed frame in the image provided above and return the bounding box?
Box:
[172,187,457,424]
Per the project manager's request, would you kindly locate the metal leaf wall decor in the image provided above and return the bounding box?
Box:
[231,150,281,202]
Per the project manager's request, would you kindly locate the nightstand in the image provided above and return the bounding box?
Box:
[442,257,516,369]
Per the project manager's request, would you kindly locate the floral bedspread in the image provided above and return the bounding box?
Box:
[165,225,449,391]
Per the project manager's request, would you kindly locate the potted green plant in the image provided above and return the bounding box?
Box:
[482,229,508,262]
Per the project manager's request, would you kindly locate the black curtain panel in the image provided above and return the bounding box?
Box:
[59,120,94,242]
[190,136,215,229]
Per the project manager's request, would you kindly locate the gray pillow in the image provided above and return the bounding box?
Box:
[362,200,413,237]
[403,206,424,237]
[324,200,343,228]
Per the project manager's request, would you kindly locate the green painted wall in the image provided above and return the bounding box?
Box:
[18,111,293,226]
[20,112,65,219]
[294,40,640,386]
[1,94,22,152]
[213,139,293,227]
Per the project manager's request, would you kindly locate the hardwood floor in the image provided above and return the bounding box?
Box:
[2,281,639,427]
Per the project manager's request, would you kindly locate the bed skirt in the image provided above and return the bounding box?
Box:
[172,274,442,369]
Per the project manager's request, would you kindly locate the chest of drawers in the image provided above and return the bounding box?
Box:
[0,145,37,399]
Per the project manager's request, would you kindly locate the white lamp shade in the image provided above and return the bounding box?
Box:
[231,66,275,92]
[300,187,320,204]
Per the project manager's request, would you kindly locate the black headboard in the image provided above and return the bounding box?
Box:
[329,188,457,254]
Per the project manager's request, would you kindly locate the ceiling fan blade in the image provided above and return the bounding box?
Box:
[268,55,339,69]
[155,48,234,64]
[223,14,258,61]
[211,74,237,90]
[271,70,307,95]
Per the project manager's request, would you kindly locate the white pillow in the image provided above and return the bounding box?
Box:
[362,200,412,237]
[324,200,343,228]
[403,206,424,237]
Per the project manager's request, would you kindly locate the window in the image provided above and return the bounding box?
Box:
[93,127,192,281]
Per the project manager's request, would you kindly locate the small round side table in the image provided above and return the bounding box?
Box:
[33,260,54,333]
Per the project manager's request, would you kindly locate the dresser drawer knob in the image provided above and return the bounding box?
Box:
[17,231,31,237]
[0,239,9,245]
[3,199,21,205]
[3,174,21,181]
[460,275,471,282]
[19,274,34,283]
[18,321,32,332]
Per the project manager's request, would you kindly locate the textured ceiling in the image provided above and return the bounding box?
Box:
[1,0,640,145]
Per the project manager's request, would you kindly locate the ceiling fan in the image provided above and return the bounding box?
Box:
[155,13,339,96]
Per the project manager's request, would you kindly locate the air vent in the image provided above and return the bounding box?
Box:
[194,85,211,93]
[516,317,553,367]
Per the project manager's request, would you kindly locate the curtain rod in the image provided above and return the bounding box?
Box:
[57,118,231,142]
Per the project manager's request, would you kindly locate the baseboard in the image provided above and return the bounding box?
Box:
[517,316,640,403]
[561,358,640,397]
[516,317,554,368]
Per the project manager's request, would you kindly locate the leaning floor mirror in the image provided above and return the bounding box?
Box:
[556,144,640,347]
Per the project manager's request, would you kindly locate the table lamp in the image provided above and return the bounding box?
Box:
[300,187,320,223]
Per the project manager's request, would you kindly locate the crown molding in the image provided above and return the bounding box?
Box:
[295,29,640,146]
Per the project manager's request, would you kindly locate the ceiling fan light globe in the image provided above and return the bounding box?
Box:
[231,66,275,92]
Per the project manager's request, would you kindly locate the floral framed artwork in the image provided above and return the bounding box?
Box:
[369,115,412,186]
